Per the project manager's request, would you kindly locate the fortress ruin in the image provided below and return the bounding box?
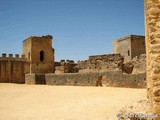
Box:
[0,0,160,119]
[0,34,146,88]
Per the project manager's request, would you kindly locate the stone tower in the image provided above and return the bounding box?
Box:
[113,35,145,62]
[23,35,55,73]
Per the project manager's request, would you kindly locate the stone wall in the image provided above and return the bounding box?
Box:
[25,73,45,84]
[0,54,29,83]
[25,71,146,88]
[125,54,146,74]
[145,0,160,116]
[78,54,124,73]
[131,35,146,59]
[55,60,78,73]
[78,53,146,74]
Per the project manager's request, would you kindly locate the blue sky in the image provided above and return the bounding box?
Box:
[0,0,144,61]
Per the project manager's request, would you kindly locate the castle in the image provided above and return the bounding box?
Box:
[0,0,159,116]
[0,34,146,88]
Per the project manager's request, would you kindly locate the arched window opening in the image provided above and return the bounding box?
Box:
[40,51,44,62]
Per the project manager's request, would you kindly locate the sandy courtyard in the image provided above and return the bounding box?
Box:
[0,83,146,120]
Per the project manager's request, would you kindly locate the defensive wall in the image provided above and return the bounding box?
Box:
[0,54,29,83]
[25,71,146,88]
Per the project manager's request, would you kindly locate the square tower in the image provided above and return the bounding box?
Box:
[113,35,145,62]
[23,35,55,73]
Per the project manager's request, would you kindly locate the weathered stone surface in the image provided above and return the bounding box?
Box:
[153,102,160,114]
[24,71,146,88]
[154,97,160,102]
[153,87,160,96]
[78,54,124,72]
[131,54,146,74]
[25,73,45,85]
[150,44,160,53]
[0,54,28,83]
[122,62,134,74]
[114,35,145,62]
[23,35,55,73]
[145,0,160,117]
[96,76,102,86]
[55,60,78,73]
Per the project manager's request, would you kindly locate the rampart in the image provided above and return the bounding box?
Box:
[0,54,29,83]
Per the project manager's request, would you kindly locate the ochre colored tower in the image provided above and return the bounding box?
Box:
[23,35,55,73]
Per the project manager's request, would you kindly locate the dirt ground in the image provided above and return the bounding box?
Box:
[0,83,146,120]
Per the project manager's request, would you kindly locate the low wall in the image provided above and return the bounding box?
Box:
[103,71,146,88]
[25,71,146,88]
[46,72,102,86]
[25,74,46,84]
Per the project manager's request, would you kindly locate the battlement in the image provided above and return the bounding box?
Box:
[0,54,26,61]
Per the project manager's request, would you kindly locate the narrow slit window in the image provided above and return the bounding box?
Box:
[128,50,130,56]
[40,51,44,62]
[28,52,30,61]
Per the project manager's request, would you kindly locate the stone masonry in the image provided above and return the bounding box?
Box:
[114,35,146,62]
[0,33,146,87]
[23,35,55,73]
[0,35,55,83]
[55,60,78,73]
[25,71,146,88]
[0,54,29,83]
[145,0,160,117]
[78,54,124,73]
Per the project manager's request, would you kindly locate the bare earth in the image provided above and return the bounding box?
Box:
[0,83,146,120]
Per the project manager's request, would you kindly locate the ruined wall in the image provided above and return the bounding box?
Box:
[78,54,124,73]
[0,54,29,83]
[55,60,78,73]
[25,71,146,88]
[127,54,146,74]
[145,0,160,116]
[23,35,55,73]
